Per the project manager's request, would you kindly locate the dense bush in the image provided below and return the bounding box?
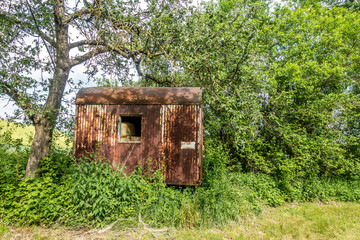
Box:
[1,136,359,228]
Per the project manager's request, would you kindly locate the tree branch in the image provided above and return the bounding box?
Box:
[132,56,144,77]
[38,30,56,47]
[69,39,163,59]
[69,40,162,68]
[25,0,55,67]
[63,8,98,24]
[144,74,174,86]
[111,45,135,59]
[0,79,35,122]
[69,40,106,49]
[69,46,109,67]
[140,50,163,59]
[0,12,56,48]
[132,57,173,86]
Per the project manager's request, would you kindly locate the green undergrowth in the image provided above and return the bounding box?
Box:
[0,135,359,229]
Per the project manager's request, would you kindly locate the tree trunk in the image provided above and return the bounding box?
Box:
[25,0,70,177]
[25,117,53,177]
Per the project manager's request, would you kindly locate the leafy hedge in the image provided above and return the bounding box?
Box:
[0,137,359,228]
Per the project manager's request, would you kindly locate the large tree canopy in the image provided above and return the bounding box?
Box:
[257,3,360,179]
[0,0,359,181]
[0,0,187,177]
[160,0,360,179]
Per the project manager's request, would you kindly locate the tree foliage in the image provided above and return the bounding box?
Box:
[157,0,360,180]
[0,0,359,181]
[258,4,360,179]
[0,0,188,177]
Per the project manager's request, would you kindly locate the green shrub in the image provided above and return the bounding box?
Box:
[1,176,73,225]
[197,138,263,225]
[0,136,359,228]
[69,159,198,228]
[0,142,29,185]
[69,160,139,226]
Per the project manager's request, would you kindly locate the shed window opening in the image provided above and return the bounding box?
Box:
[119,116,142,142]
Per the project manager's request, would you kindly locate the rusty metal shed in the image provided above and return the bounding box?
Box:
[74,87,203,186]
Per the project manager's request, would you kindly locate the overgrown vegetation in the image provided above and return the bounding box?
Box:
[168,0,360,183]
[1,132,359,228]
[0,0,359,231]
[2,202,360,239]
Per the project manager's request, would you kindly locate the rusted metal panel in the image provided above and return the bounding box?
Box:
[75,87,202,105]
[114,105,162,174]
[161,105,202,185]
[74,87,203,186]
[74,105,162,176]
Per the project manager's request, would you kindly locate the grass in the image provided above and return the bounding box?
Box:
[1,202,359,239]
[167,202,360,239]
[236,202,360,240]
[0,120,71,149]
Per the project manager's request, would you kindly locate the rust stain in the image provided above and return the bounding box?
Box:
[160,105,202,185]
[76,87,202,105]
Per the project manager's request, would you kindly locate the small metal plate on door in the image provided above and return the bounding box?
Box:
[181,141,195,149]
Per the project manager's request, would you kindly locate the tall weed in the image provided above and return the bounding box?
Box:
[0,135,359,228]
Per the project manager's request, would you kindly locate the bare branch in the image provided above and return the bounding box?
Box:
[132,56,173,86]
[132,57,143,76]
[69,39,163,59]
[140,50,163,59]
[111,45,135,59]
[144,74,174,86]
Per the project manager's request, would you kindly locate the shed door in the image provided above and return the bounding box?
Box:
[161,105,202,185]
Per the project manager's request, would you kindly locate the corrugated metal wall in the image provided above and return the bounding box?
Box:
[161,105,202,185]
[74,104,202,185]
